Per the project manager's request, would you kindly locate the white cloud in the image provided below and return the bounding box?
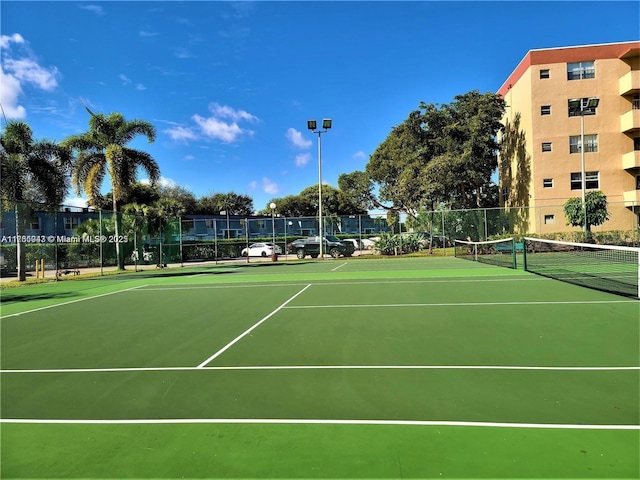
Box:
[140,176,177,188]
[0,70,25,118]
[285,128,312,149]
[174,48,193,59]
[3,58,59,90]
[262,177,279,195]
[166,104,259,144]
[164,126,198,142]
[136,83,146,91]
[139,30,157,38]
[63,196,89,209]
[295,152,311,167]
[0,33,25,49]
[0,34,59,119]
[119,74,131,85]
[209,103,259,123]
[193,115,245,143]
[353,150,366,159]
[80,5,104,15]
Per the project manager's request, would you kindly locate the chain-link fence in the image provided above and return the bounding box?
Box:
[1,201,638,275]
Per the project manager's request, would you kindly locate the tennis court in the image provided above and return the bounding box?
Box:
[1,256,638,478]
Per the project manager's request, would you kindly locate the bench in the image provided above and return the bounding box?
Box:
[56,268,80,278]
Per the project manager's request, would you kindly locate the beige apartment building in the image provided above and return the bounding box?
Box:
[497,41,640,234]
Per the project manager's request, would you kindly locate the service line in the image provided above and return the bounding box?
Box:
[1,418,638,430]
[3,365,638,374]
[0,284,149,319]
[195,284,312,368]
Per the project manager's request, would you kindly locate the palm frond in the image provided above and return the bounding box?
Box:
[123,148,161,184]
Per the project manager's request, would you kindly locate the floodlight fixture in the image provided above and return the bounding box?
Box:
[586,97,600,109]
[322,118,332,129]
[307,120,317,131]
[568,98,581,111]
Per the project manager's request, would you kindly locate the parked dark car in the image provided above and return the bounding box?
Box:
[287,235,354,259]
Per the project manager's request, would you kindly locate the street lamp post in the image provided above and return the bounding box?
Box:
[307,118,332,258]
[569,97,599,234]
[220,210,230,239]
[270,202,277,261]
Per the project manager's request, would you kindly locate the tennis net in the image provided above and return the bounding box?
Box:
[454,238,517,269]
[523,237,640,299]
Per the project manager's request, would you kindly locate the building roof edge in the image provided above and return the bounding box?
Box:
[497,41,640,97]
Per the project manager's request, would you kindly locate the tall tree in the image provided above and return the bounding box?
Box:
[0,120,71,281]
[265,184,366,217]
[195,192,254,216]
[159,184,197,214]
[62,109,160,269]
[342,90,506,218]
[563,190,610,238]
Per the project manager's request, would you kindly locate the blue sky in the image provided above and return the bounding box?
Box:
[1,1,638,212]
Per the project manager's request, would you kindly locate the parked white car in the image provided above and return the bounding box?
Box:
[241,242,282,257]
[361,238,376,249]
[342,239,360,251]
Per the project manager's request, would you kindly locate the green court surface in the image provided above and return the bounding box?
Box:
[1,257,638,479]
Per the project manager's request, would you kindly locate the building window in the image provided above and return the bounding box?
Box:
[634,137,640,151]
[585,171,599,189]
[570,134,598,153]
[28,217,40,230]
[542,142,552,152]
[632,95,640,110]
[544,215,555,225]
[568,98,598,117]
[541,105,551,115]
[64,217,79,230]
[572,171,600,190]
[636,175,640,190]
[540,69,550,79]
[543,178,553,188]
[570,173,581,190]
[567,61,595,80]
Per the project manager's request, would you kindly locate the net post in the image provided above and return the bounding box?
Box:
[511,238,516,269]
[522,238,528,271]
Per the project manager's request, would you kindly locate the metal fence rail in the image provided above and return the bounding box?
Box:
[1,201,638,274]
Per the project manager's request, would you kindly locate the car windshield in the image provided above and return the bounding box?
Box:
[325,235,340,242]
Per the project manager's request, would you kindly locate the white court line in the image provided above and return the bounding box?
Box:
[0,284,149,319]
[284,299,638,309]
[136,277,553,291]
[3,365,638,374]
[1,418,637,430]
[196,284,313,368]
[331,262,348,272]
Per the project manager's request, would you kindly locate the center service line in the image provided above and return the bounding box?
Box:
[196,284,312,368]
[331,262,348,272]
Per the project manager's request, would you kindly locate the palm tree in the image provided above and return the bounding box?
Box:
[63,108,160,270]
[0,120,71,281]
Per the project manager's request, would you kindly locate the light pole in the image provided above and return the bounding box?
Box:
[219,210,230,238]
[307,118,332,258]
[569,97,599,233]
[270,202,277,261]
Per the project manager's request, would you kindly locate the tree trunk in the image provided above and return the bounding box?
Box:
[112,198,125,270]
[15,204,27,282]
